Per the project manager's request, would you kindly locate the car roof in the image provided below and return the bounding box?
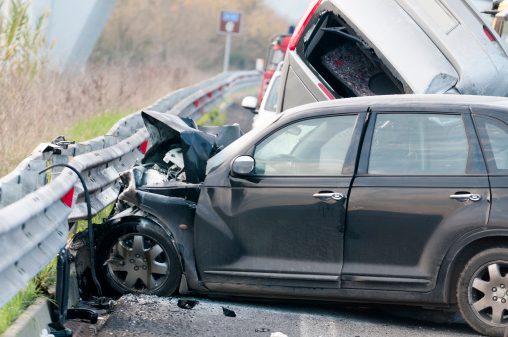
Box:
[279,94,508,121]
[326,0,508,96]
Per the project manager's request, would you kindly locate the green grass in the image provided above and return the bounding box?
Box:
[0,261,56,334]
[196,106,226,126]
[66,110,133,142]
[0,110,132,334]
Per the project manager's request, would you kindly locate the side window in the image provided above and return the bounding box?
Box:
[254,115,357,176]
[368,114,471,175]
[474,116,508,172]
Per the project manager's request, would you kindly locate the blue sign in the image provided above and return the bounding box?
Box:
[222,11,241,23]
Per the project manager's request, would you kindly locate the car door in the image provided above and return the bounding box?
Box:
[194,112,365,290]
[343,110,490,292]
[473,111,508,231]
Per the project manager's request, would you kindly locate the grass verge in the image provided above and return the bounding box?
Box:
[0,110,131,334]
[66,110,133,142]
[0,261,56,334]
[196,106,226,126]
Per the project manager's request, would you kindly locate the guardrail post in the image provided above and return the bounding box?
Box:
[48,248,72,337]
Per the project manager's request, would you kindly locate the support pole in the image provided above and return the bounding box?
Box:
[223,32,232,73]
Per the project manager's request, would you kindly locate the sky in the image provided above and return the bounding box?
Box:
[264,0,310,24]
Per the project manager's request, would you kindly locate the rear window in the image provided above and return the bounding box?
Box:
[297,11,403,98]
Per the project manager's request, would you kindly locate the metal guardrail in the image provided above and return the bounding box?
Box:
[0,70,260,307]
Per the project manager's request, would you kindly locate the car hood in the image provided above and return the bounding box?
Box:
[141,110,242,183]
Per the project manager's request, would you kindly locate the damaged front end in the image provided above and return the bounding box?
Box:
[119,110,242,206]
[74,110,242,298]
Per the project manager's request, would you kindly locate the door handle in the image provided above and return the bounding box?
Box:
[313,192,346,202]
[449,193,482,202]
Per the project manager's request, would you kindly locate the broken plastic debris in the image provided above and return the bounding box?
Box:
[255,328,271,332]
[40,329,55,337]
[270,333,288,337]
[177,299,198,310]
[222,306,237,317]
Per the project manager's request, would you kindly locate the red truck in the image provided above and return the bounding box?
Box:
[257,28,294,104]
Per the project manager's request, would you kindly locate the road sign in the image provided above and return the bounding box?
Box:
[219,10,242,34]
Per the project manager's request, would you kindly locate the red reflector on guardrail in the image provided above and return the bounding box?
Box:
[138,140,149,155]
[61,187,75,208]
[194,100,200,108]
[208,92,213,98]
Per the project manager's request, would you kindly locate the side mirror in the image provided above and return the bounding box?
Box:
[232,156,255,175]
[241,96,258,114]
[255,58,265,72]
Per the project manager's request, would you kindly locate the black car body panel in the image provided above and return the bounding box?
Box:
[100,95,508,313]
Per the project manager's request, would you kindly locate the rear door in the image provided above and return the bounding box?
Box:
[343,110,490,291]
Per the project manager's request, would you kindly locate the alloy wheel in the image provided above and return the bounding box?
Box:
[468,261,508,326]
[105,233,170,291]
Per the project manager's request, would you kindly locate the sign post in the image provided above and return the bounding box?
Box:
[219,10,242,73]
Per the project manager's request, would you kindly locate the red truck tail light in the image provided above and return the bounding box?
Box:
[289,0,323,51]
[483,25,496,42]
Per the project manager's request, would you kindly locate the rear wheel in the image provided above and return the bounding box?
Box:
[96,219,182,296]
[457,248,508,337]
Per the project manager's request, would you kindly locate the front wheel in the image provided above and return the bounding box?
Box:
[457,247,508,337]
[95,219,182,296]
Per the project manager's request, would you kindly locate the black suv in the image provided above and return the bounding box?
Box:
[84,95,508,337]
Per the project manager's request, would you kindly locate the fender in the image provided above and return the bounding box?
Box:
[437,228,508,302]
[107,198,207,293]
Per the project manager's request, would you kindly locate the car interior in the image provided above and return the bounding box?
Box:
[301,12,404,98]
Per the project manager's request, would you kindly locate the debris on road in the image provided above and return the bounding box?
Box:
[177,299,199,310]
[222,306,237,317]
[270,333,288,337]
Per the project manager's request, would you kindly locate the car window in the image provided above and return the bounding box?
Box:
[254,115,357,176]
[263,75,281,113]
[474,116,508,172]
[368,114,469,175]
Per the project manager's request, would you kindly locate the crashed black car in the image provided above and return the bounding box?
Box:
[77,95,508,337]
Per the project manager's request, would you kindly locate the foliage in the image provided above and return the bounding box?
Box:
[0,0,47,78]
[91,0,289,71]
[196,106,227,126]
[0,260,55,334]
[66,110,133,142]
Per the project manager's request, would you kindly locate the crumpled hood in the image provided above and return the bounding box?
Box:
[141,110,242,183]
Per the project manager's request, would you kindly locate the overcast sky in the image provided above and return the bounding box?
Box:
[264,0,310,24]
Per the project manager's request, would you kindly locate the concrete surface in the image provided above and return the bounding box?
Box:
[2,299,52,337]
[97,295,480,337]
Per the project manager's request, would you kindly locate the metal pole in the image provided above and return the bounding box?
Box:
[223,32,232,73]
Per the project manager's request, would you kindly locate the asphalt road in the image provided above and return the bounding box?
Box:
[97,295,480,337]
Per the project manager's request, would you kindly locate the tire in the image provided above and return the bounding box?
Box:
[457,247,508,337]
[95,219,182,296]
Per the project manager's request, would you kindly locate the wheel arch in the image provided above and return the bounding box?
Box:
[440,230,508,304]
[101,207,205,293]
[101,214,182,263]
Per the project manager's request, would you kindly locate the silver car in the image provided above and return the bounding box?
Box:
[277,0,508,112]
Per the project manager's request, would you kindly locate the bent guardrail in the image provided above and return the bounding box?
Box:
[0,70,260,306]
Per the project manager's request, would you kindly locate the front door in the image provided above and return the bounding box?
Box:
[195,113,364,289]
[343,111,490,291]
